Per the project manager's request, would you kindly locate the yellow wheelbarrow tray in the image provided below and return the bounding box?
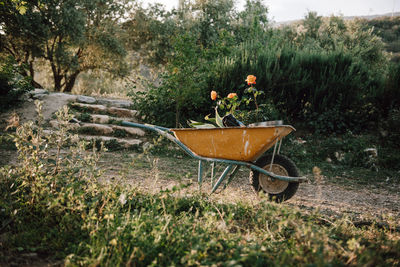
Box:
[171,126,294,162]
[122,121,307,200]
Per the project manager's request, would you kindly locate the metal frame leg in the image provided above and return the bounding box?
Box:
[198,160,203,188]
[211,165,233,193]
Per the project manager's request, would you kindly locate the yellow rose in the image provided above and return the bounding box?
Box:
[227,93,237,99]
[211,90,218,100]
[245,75,256,85]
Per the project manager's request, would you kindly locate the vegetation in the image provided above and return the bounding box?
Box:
[0,56,33,112]
[1,2,400,265]
[0,0,128,92]
[0,103,399,266]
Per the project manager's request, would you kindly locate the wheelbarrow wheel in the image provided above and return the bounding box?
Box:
[249,154,299,202]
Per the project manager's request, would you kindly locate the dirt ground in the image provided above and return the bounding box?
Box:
[94,151,400,224]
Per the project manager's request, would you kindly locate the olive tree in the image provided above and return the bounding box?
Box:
[0,0,130,92]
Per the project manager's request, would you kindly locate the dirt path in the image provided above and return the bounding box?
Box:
[1,145,399,222]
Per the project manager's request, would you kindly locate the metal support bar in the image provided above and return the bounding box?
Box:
[277,139,283,155]
[198,160,203,185]
[269,141,279,172]
[211,165,233,193]
[210,162,215,185]
[222,165,241,191]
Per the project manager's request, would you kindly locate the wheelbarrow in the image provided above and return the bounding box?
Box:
[122,121,307,202]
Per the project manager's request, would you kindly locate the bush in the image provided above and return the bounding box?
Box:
[130,33,212,128]
[0,57,33,112]
[212,42,384,133]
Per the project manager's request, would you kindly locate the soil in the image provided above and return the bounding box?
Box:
[96,151,400,223]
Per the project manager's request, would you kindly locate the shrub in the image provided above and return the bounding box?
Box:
[0,57,33,112]
[212,42,384,133]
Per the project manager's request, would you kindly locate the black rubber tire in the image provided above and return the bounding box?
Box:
[249,154,299,202]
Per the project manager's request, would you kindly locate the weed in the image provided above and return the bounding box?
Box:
[75,112,92,123]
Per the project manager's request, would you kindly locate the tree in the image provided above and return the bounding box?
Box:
[233,0,270,43]
[0,0,129,92]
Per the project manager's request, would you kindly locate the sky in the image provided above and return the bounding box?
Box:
[140,0,399,22]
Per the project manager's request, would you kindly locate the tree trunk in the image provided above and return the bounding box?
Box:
[175,104,180,128]
[54,74,63,91]
[63,71,80,93]
[28,61,43,89]
[50,62,63,91]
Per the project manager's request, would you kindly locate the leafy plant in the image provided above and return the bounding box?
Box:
[0,57,33,112]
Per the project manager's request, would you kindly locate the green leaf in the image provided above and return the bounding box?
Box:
[204,114,216,124]
[188,120,216,129]
[215,108,224,127]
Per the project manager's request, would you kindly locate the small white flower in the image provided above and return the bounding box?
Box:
[119,193,127,206]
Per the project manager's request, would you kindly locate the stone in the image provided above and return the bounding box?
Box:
[91,114,110,124]
[51,92,77,101]
[31,88,49,95]
[32,93,48,100]
[49,120,79,131]
[97,99,132,108]
[77,95,97,104]
[112,125,146,137]
[70,103,107,113]
[120,139,142,148]
[107,107,137,118]
[80,123,113,135]
[79,135,142,148]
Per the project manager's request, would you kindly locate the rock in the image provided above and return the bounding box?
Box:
[77,95,97,104]
[80,123,114,135]
[80,135,142,148]
[91,114,110,124]
[51,92,77,101]
[32,93,48,100]
[70,103,107,113]
[31,88,49,95]
[112,125,146,137]
[49,120,79,131]
[97,99,132,108]
[120,138,142,148]
[107,107,137,118]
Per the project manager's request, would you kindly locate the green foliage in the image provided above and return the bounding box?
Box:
[281,131,400,176]
[130,84,176,127]
[287,14,388,70]
[378,61,400,112]
[0,57,33,111]
[366,16,400,62]
[213,41,383,133]
[130,33,210,127]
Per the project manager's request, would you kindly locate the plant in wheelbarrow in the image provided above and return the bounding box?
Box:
[189,75,304,202]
